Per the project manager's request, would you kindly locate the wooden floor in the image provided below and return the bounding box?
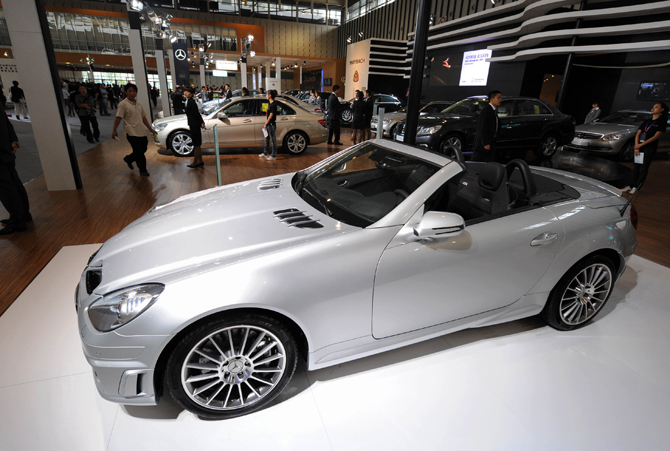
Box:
[1,133,668,316]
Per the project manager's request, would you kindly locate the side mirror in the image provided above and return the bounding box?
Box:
[413,212,465,240]
[217,112,227,120]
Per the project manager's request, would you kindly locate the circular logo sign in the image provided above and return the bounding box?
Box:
[175,49,186,61]
[341,76,346,82]
[439,16,446,23]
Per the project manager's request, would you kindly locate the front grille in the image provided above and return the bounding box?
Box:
[258,179,283,191]
[575,132,603,140]
[274,208,324,229]
[86,270,102,295]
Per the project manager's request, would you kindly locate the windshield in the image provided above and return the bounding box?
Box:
[201,99,230,116]
[600,111,652,125]
[296,142,440,227]
[442,98,487,115]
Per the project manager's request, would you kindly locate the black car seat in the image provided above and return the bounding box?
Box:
[449,162,510,220]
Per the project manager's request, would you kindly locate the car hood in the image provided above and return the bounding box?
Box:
[153,114,189,126]
[90,174,355,293]
[577,122,637,134]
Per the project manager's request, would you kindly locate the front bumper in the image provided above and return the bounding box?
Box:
[76,281,171,406]
[564,138,622,155]
[394,131,434,148]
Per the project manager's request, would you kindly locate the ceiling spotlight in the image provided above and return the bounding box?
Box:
[271,62,275,67]
[294,63,298,68]
[129,0,144,11]
[358,31,364,38]
[249,50,256,57]
[303,61,306,65]
[247,34,254,42]
[346,36,352,43]
[170,35,177,43]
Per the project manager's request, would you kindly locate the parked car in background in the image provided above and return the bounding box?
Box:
[77,139,637,419]
[371,101,454,137]
[563,109,670,161]
[339,93,404,123]
[153,95,328,156]
[394,96,575,159]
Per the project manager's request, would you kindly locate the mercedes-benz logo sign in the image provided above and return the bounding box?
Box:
[175,49,186,61]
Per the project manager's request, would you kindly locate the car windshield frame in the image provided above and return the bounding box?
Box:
[294,142,441,228]
[201,99,231,116]
[599,111,652,125]
[441,98,487,115]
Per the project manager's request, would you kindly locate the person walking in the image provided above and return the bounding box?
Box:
[472,90,501,162]
[9,81,28,120]
[0,114,31,235]
[260,89,278,161]
[183,87,205,168]
[150,85,159,107]
[327,85,343,145]
[173,86,185,115]
[107,85,117,110]
[112,83,157,177]
[351,91,366,144]
[364,90,374,141]
[75,85,100,143]
[584,101,601,124]
[61,84,71,116]
[98,84,110,116]
[621,102,668,194]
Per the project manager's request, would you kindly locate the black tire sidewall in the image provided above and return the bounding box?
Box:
[166,314,298,419]
[541,255,616,331]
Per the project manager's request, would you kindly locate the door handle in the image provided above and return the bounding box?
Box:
[337,180,349,187]
[243,119,252,123]
[280,118,289,121]
[531,232,558,246]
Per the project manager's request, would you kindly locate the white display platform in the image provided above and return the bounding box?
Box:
[1,245,669,450]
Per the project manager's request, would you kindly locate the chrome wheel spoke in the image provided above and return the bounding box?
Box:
[206,383,226,406]
[238,327,250,355]
[227,329,235,356]
[209,337,227,359]
[249,375,274,386]
[195,349,223,365]
[250,342,278,361]
[254,354,282,366]
[186,362,218,371]
[245,332,267,357]
[186,372,219,383]
[193,379,222,396]
[237,384,245,406]
[244,381,261,398]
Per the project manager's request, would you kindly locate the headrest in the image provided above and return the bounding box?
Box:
[478,163,506,190]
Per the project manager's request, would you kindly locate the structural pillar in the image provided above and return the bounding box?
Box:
[4,0,81,190]
[168,47,177,89]
[557,0,588,111]
[251,67,257,90]
[266,62,271,90]
[404,0,432,145]
[128,11,153,120]
[155,38,171,117]
[240,58,248,89]
[199,57,206,88]
[258,65,263,90]
[275,57,281,92]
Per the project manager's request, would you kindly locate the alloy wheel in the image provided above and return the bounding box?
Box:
[559,263,612,326]
[341,109,353,122]
[540,136,558,157]
[286,133,307,154]
[443,136,463,150]
[172,132,194,156]
[180,325,287,411]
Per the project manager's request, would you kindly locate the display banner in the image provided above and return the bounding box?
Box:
[345,39,371,99]
[172,43,190,87]
[301,69,323,91]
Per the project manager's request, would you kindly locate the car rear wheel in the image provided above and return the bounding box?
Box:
[169,131,194,157]
[166,314,298,419]
[541,255,615,331]
[439,134,464,153]
[535,134,559,158]
[340,108,353,123]
[619,140,635,162]
[283,131,308,155]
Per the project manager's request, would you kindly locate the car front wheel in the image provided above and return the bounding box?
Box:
[619,140,635,162]
[439,134,463,153]
[166,314,298,419]
[535,133,559,158]
[541,255,616,331]
[169,131,194,157]
[283,131,308,155]
[340,108,353,123]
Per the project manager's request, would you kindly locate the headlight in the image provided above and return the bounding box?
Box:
[371,116,378,124]
[417,125,442,135]
[88,284,164,332]
[600,133,623,141]
[383,119,392,125]
[153,123,168,132]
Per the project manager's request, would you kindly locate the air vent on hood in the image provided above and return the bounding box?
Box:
[258,179,283,191]
[274,208,324,229]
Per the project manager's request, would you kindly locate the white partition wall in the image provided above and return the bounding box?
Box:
[345,39,372,100]
[128,11,153,120]
[155,39,171,117]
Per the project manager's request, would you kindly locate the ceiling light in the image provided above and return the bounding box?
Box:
[247,34,254,42]
[249,51,255,57]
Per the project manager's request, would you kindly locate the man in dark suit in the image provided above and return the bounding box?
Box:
[173,86,185,115]
[224,84,232,100]
[472,90,502,162]
[0,115,30,235]
[327,85,343,145]
[183,87,205,168]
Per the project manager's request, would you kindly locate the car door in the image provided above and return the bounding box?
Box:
[506,100,555,149]
[372,204,563,339]
[495,99,519,150]
[215,99,257,148]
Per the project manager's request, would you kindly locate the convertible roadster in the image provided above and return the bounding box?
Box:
[76,140,637,418]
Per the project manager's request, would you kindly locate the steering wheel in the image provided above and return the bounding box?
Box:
[505,159,537,198]
[394,189,409,205]
[442,145,465,164]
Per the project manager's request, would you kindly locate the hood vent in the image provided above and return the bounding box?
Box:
[258,179,283,191]
[274,208,324,229]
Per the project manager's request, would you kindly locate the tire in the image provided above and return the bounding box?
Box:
[166,313,298,419]
[535,133,559,158]
[340,108,353,123]
[439,134,464,153]
[540,255,616,331]
[619,140,635,162]
[283,131,308,155]
[388,124,397,139]
[169,130,194,157]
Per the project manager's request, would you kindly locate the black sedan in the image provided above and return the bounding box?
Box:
[339,94,404,123]
[394,96,575,159]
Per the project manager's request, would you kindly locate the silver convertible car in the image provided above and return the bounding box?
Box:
[76,140,637,419]
[153,95,328,156]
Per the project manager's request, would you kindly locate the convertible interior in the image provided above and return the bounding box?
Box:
[300,144,580,228]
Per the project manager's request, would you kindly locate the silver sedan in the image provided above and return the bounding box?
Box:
[370,101,453,137]
[564,109,670,161]
[153,95,328,156]
[76,140,637,419]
